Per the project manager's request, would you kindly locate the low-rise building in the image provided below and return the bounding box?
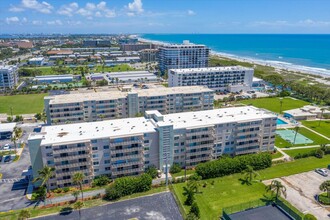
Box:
[0,65,19,90]
[28,57,45,66]
[139,49,158,62]
[283,105,330,120]
[120,43,155,52]
[0,122,16,140]
[44,86,214,125]
[168,66,254,92]
[28,106,276,189]
[33,75,81,85]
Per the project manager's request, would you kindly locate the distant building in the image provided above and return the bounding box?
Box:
[44,86,214,125]
[140,49,158,62]
[120,44,155,52]
[16,41,33,49]
[28,106,276,189]
[118,38,138,44]
[0,122,16,140]
[83,40,112,47]
[168,66,254,92]
[158,41,210,74]
[0,65,19,90]
[33,75,81,85]
[28,57,45,66]
[105,71,158,84]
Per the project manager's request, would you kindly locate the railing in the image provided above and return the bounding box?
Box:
[53,146,90,154]
[54,154,91,162]
[55,161,91,169]
[111,161,144,168]
[112,168,143,176]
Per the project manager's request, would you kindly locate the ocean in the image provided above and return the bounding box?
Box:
[141,34,330,75]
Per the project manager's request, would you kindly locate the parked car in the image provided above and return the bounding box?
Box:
[0,155,3,162]
[4,155,11,163]
[315,168,329,177]
[3,144,11,150]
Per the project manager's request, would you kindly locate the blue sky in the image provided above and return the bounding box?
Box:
[1,0,330,34]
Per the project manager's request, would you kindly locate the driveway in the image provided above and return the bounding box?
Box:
[35,192,183,220]
[0,124,38,212]
[264,171,330,219]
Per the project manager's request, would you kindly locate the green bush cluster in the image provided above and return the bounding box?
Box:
[294,146,330,159]
[195,153,272,179]
[145,165,158,179]
[170,163,182,174]
[104,174,152,201]
[91,175,111,187]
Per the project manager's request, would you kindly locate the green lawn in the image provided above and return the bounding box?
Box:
[240,97,309,113]
[302,120,330,138]
[94,64,135,72]
[271,151,283,159]
[171,169,196,178]
[275,127,330,148]
[283,147,320,158]
[0,93,47,115]
[172,155,330,219]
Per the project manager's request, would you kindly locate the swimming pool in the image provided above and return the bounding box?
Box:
[277,118,288,125]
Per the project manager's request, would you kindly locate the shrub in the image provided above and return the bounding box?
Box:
[188,174,202,181]
[315,149,324,158]
[92,175,111,187]
[304,213,317,220]
[189,202,200,218]
[145,165,158,179]
[104,185,122,201]
[318,192,330,205]
[170,163,182,174]
[53,188,63,193]
[63,187,70,193]
[195,153,272,179]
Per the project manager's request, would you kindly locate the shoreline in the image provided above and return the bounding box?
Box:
[139,37,330,79]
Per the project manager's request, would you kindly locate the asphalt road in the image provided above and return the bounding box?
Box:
[35,192,183,220]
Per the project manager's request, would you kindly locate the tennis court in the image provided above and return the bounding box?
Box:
[276,129,313,145]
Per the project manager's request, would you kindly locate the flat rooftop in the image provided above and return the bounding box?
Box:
[47,86,213,104]
[228,204,293,220]
[31,106,274,145]
[0,123,16,133]
[159,106,275,129]
[169,66,253,74]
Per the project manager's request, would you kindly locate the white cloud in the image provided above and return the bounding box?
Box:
[10,0,53,14]
[250,19,330,28]
[126,0,143,16]
[32,20,42,25]
[22,17,28,23]
[298,19,330,26]
[47,20,63,25]
[57,2,79,17]
[5,17,20,24]
[187,10,195,16]
[58,1,116,19]
[67,20,82,26]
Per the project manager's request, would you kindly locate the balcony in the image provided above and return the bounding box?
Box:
[56,169,93,177]
[55,161,91,169]
[110,140,143,147]
[54,154,91,162]
[111,147,143,154]
[111,161,144,168]
[53,146,91,154]
[186,150,212,157]
[186,156,211,163]
[111,154,141,161]
[112,168,144,176]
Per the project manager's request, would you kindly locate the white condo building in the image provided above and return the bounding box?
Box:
[29,106,277,189]
[168,66,254,92]
[158,41,210,74]
[44,86,214,125]
[0,65,19,90]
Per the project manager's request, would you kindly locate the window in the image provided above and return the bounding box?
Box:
[92,154,98,158]
[104,160,110,164]
[104,152,110,157]
[93,161,99,165]
[92,147,98,151]
[91,139,97,143]
[103,145,109,149]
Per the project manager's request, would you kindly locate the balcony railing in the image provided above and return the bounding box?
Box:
[112,168,144,176]
[54,154,91,162]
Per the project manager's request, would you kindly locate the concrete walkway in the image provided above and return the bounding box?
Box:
[281,145,321,150]
[301,125,330,141]
[273,146,291,161]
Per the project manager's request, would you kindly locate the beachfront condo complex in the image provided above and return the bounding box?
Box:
[44,86,214,125]
[168,66,254,92]
[0,65,19,90]
[28,106,276,189]
[158,40,210,74]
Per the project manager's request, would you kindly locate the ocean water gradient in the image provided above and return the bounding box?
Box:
[142,34,330,71]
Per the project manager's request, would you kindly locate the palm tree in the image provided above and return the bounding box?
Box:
[318,108,326,127]
[292,126,300,146]
[266,180,287,201]
[18,209,31,220]
[73,201,84,219]
[72,190,80,202]
[11,126,23,153]
[32,166,55,196]
[73,172,85,200]
[319,180,330,199]
[242,165,259,183]
[279,98,283,114]
[40,111,47,124]
[183,184,195,205]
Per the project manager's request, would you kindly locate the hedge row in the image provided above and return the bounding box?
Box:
[104,173,152,200]
[195,153,272,179]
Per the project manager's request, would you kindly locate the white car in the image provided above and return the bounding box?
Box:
[3,144,11,150]
[315,168,329,177]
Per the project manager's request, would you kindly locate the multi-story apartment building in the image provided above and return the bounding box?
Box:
[0,65,19,90]
[139,49,158,62]
[120,43,156,52]
[158,41,210,74]
[29,106,276,189]
[44,86,214,125]
[168,66,254,92]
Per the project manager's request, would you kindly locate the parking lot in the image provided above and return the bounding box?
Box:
[264,170,330,219]
[36,192,182,220]
[0,123,39,212]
